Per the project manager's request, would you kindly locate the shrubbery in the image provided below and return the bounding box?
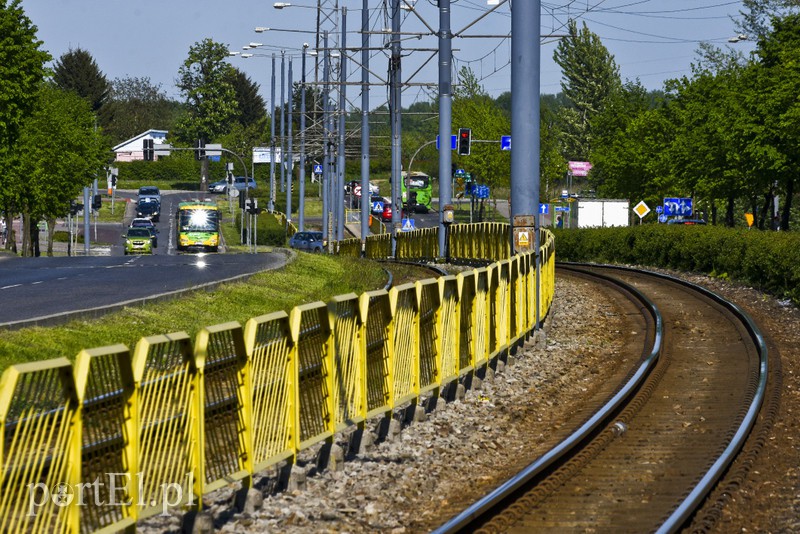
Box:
[554,226,800,305]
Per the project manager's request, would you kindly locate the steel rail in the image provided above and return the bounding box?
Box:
[432,264,664,533]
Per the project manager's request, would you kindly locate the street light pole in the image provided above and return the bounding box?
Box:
[336,7,347,241]
[390,0,403,255]
[280,50,286,193]
[360,0,370,245]
[299,44,308,232]
[270,54,277,211]
[287,57,294,227]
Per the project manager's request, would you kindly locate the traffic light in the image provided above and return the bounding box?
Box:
[195,138,206,161]
[143,138,154,161]
[92,194,102,211]
[457,128,472,156]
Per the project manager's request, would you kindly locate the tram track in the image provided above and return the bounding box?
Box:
[435,264,775,533]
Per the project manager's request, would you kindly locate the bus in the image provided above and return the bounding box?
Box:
[400,171,433,213]
[176,201,221,252]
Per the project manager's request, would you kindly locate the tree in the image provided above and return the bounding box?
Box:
[7,84,107,255]
[738,0,800,42]
[175,38,238,190]
[52,48,110,113]
[451,67,510,190]
[174,38,238,143]
[751,13,800,229]
[229,68,266,129]
[553,20,622,160]
[0,0,51,250]
[100,76,182,144]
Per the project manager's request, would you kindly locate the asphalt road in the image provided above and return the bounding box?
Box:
[0,248,289,328]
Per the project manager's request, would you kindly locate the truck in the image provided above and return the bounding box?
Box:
[575,199,630,228]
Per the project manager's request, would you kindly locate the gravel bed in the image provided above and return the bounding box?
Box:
[139,268,800,533]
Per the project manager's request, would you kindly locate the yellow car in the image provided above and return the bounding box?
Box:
[123,227,154,255]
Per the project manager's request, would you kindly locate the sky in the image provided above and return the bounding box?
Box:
[21,0,755,111]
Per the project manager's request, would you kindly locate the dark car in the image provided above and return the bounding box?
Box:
[288,231,324,253]
[667,218,707,225]
[137,186,161,204]
[136,200,160,222]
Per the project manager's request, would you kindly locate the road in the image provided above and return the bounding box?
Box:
[0,190,288,328]
[0,252,289,328]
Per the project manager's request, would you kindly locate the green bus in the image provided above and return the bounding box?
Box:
[401,171,433,213]
[176,201,221,252]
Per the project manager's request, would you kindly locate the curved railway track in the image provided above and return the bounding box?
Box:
[435,264,776,533]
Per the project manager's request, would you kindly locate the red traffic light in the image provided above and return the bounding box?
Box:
[457,128,472,155]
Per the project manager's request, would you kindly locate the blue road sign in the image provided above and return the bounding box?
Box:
[455,168,465,175]
[372,200,384,212]
[539,203,549,215]
[501,135,511,151]
[474,185,490,199]
[663,197,693,217]
[658,214,668,223]
[313,164,323,174]
[401,218,416,231]
[436,135,458,150]
[554,206,570,212]
[655,205,663,214]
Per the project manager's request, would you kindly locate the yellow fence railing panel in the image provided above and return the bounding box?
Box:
[417,279,442,395]
[328,294,366,430]
[389,283,420,406]
[194,322,251,493]
[456,272,476,375]
[73,345,137,533]
[291,302,335,450]
[438,275,460,384]
[362,290,393,417]
[132,332,200,522]
[0,358,79,534]
[244,312,296,472]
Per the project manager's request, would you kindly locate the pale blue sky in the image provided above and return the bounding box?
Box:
[21,1,754,109]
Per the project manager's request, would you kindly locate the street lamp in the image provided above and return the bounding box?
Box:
[255,27,270,33]
[274,2,291,8]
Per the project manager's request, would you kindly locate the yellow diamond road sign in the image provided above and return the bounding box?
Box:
[634,201,650,219]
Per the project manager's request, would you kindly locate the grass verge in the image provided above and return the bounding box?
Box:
[0,253,387,372]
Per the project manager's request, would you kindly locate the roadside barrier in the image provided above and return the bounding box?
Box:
[0,226,554,533]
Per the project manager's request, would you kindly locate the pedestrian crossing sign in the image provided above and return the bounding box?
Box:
[401,218,416,231]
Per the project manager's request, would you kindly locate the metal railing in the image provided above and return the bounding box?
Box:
[0,225,554,533]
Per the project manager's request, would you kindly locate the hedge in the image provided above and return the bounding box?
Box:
[554,226,800,305]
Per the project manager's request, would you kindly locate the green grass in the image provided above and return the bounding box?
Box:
[0,253,388,372]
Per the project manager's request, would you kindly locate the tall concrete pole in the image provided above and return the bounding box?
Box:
[322,32,331,244]
[437,0,453,258]
[336,7,347,241]
[270,54,277,212]
[360,0,371,244]
[390,0,402,254]
[287,57,294,226]
[280,51,286,193]
[510,1,541,324]
[299,45,308,232]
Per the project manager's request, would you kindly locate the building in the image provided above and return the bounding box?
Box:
[112,130,168,162]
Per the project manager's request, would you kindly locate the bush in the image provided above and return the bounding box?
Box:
[555,225,800,305]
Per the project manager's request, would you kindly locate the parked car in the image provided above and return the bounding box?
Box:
[136,200,160,222]
[208,176,256,193]
[208,179,228,193]
[288,231,324,253]
[667,218,707,225]
[137,186,161,204]
[122,227,153,255]
[129,218,158,247]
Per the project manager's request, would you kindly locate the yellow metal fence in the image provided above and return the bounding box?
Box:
[1,228,554,534]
